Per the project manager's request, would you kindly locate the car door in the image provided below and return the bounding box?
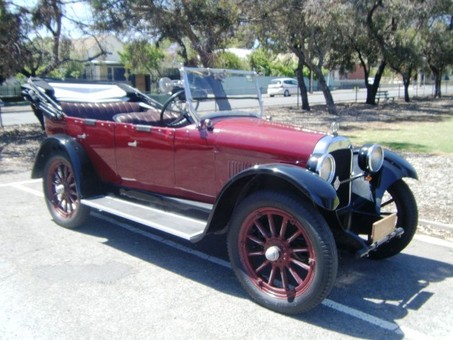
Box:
[115,123,175,192]
[173,125,217,201]
[66,117,118,184]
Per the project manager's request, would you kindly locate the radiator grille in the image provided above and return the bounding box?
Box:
[331,148,353,208]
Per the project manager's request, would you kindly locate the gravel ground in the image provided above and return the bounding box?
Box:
[1,98,452,240]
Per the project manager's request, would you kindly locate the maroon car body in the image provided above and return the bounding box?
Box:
[23,67,418,315]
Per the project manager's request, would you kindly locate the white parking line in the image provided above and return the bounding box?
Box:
[10,183,44,198]
[0,178,42,188]
[414,234,453,249]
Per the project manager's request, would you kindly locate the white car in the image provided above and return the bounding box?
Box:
[267,78,298,97]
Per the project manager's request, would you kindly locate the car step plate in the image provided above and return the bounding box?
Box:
[81,195,207,241]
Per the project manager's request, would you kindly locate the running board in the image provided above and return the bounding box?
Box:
[81,195,207,242]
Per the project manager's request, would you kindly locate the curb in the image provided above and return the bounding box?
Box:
[419,219,453,232]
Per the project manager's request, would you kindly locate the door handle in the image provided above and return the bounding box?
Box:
[128,140,138,147]
[77,133,87,139]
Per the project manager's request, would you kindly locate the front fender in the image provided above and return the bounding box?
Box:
[204,163,339,236]
[375,149,418,197]
[32,134,98,197]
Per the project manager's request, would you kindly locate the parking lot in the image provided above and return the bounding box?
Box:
[0,169,452,339]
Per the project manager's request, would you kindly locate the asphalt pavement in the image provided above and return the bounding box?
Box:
[0,173,452,339]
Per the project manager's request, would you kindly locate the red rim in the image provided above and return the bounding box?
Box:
[238,208,316,299]
[46,158,79,220]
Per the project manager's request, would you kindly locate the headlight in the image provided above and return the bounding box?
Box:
[307,154,336,183]
[358,144,384,173]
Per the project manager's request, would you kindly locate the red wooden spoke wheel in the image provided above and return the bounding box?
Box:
[43,153,89,229]
[228,190,338,314]
[238,208,316,299]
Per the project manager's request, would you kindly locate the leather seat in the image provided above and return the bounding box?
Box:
[113,109,161,125]
[60,102,141,121]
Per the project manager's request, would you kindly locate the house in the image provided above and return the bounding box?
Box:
[73,35,127,82]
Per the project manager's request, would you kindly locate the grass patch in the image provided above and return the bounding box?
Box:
[346,117,453,154]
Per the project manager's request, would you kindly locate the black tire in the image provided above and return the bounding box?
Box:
[43,152,90,229]
[284,90,290,97]
[227,190,338,314]
[369,179,418,260]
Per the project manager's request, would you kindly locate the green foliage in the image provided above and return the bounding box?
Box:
[0,0,22,82]
[119,40,164,76]
[211,51,248,70]
[249,49,274,76]
[92,0,241,67]
[48,60,84,80]
[248,48,297,77]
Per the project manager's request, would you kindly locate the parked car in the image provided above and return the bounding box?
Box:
[23,67,418,315]
[267,77,298,97]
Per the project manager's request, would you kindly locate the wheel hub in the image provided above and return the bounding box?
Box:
[265,246,281,262]
[55,184,65,195]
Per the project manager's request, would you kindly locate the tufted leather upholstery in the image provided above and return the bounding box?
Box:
[113,109,181,126]
[113,109,161,125]
[60,101,142,121]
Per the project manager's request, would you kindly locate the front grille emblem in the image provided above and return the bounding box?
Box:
[333,176,341,191]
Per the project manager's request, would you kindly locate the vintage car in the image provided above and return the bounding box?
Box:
[23,67,418,315]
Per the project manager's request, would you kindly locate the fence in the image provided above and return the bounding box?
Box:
[0,83,23,102]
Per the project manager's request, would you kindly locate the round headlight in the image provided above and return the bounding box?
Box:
[358,144,384,173]
[308,154,336,183]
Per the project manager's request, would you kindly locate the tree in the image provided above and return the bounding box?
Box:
[211,51,247,69]
[119,39,165,78]
[1,0,107,80]
[91,0,241,67]
[0,0,23,83]
[243,0,341,114]
[421,1,453,98]
[330,1,388,105]
[367,0,428,102]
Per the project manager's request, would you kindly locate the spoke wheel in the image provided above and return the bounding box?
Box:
[43,153,89,229]
[369,179,418,260]
[228,191,338,314]
[238,208,316,299]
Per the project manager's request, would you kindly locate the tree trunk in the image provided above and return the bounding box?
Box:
[430,65,442,98]
[296,60,310,111]
[314,68,337,115]
[403,76,411,102]
[365,60,386,105]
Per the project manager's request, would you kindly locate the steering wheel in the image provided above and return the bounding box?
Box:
[160,90,187,126]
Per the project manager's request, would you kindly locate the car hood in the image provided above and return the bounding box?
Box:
[209,117,326,166]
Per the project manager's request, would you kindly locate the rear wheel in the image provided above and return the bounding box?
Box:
[369,179,418,259]
[43,153,90,229]
[227,191,338,314]
[284,89,290,97]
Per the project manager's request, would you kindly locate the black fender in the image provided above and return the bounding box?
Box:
[375,149,418,198]
[32,134,99,197]
[205,163,339,235]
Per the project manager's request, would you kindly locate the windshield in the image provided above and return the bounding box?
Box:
[180,67,263,121]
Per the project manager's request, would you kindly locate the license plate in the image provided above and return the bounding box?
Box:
[372,213,397,243]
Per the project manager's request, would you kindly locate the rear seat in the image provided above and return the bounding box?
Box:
[60,101,142,121]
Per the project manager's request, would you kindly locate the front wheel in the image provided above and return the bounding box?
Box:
[227,191,338,314]
[43,152,90,229]
[369,179,418,260]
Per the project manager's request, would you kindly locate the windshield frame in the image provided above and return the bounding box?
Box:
[179,67,263,124]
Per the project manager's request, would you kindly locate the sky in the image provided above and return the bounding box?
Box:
[11,0,93,38]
